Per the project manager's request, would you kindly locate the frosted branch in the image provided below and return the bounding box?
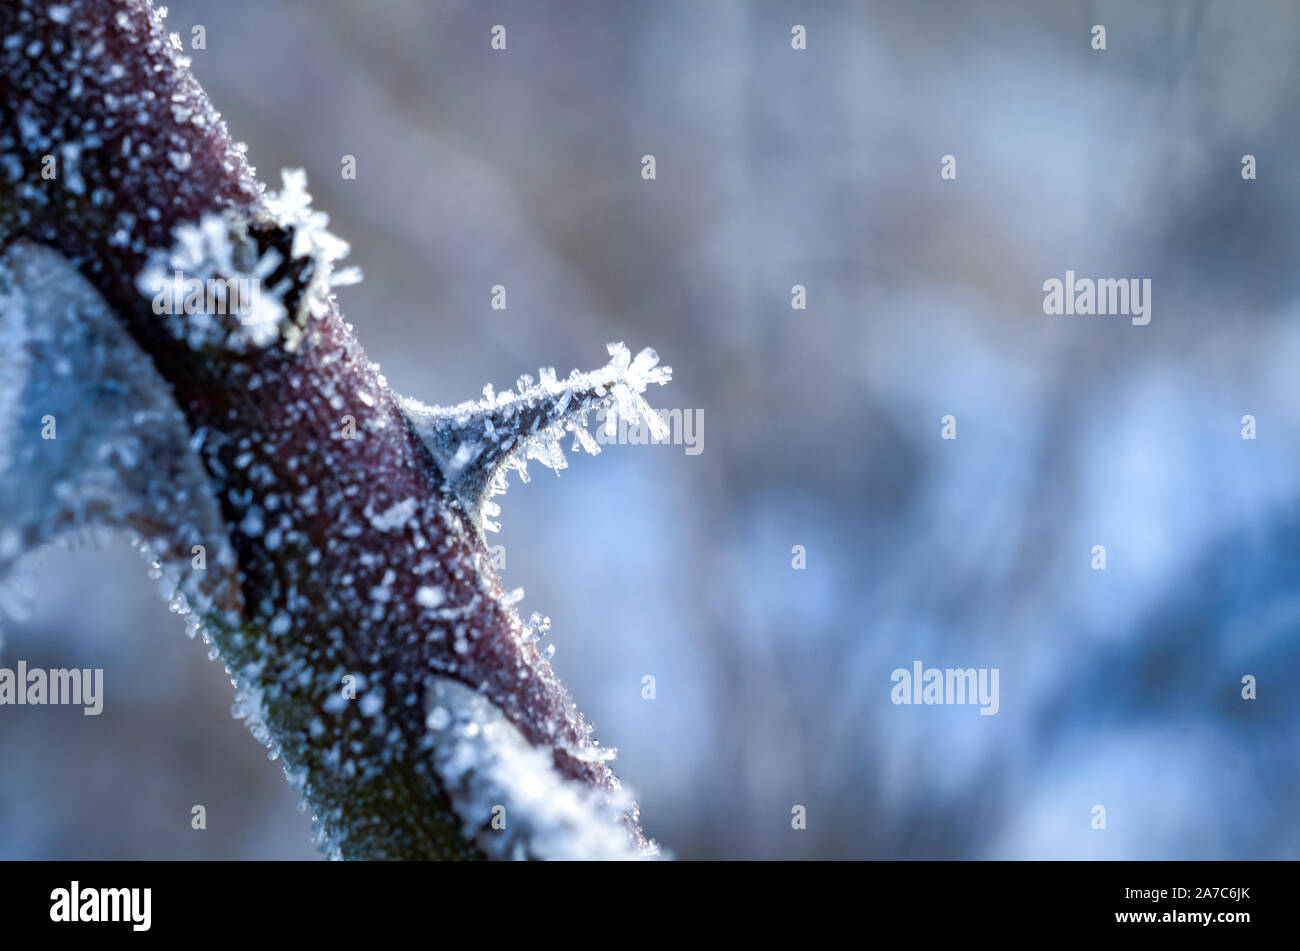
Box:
[0,0,660,860]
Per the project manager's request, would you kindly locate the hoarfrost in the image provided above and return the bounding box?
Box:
[134,210,288,351]
[258,168,360,328]
[399,342,671,534]
[367,497,417,532]
[424,677,656,860]
[132,169,361,354]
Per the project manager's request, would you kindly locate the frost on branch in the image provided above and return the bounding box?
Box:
[132,170,362,353]
[400,343,672,533]
[1,0,664,860]
[133,210,288,351]
[425,677,651,860]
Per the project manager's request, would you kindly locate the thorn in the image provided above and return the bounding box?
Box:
[398,343,671,537]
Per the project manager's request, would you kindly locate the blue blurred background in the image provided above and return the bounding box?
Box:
[4,0,1300,859]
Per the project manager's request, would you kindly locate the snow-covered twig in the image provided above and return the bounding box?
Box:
[0,0,660,859]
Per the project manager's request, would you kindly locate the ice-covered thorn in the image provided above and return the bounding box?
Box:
[397,343,671,537]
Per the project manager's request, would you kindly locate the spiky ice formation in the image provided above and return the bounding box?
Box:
[400,342,672,533]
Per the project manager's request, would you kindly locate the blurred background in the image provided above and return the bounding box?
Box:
[4,0,1300,859]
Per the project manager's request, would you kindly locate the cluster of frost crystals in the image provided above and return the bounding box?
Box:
[262,169,350,268]
[230,667,280,761]
[424,677,657,860]
[131,169,362,354]
[134,211,289,351]
[599,342,674,440]
[259,168,362,330]
[400,342,672,533]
